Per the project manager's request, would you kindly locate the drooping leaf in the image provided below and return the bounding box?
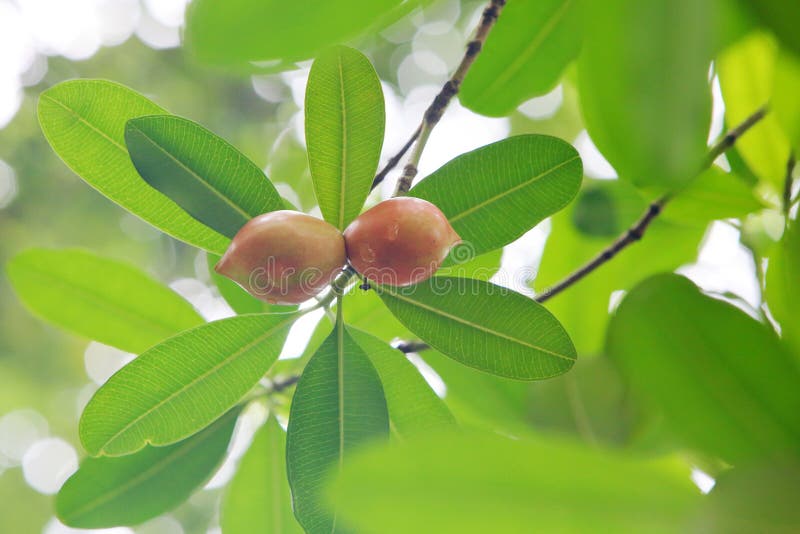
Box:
[773,49,800,151]
[221,416,302,534]
[286,325,389,533]
[662,166,763,225]
[378,277,577,380]
[534,179,705,356]
[185,0,403,69]
[607,273,800,463]
[327,431,701,534]
[577,0,713,188]
[460,0,582,117]
[6,248,203,354]
[305,46,385,230]
[766,223,800,356]
[348,327,456,437]
[717,31,791,188]
[420,348,534,435]
[56,408,238,528]
[80,313,295,456]
[125,115,284,239]
[37,80,228,254]
[410,135,582,260]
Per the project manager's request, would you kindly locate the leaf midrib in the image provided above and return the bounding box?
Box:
[21,261,196,342]
[384,289,575,362]
[97,315,294,454]
[446,155,580,224]
[337,52,348,230]
[127,122,253,221]
[41,93,130,153]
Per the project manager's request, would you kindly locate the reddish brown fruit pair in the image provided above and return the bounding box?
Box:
[216,198,460,303]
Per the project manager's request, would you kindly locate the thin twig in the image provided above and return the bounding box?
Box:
[394,340,431,353]
[536,105,769,304]
[392,0,506,195]
[783,152,796,217]
[703,106,768,167]
[372,125,421,190]
[269,375,300,393]
[535,198,668,303]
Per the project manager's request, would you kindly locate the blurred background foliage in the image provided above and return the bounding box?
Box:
[0,0,796,532]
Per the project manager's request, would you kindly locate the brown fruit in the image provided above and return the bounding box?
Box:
[215,211,346,305]
[344,197,460,286]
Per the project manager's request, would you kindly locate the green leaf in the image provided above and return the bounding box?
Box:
[717,31,791,188]
[56,408,237,528]
[577,0,712,188]
[766,223,800,356]
[662,166,764,225]
[534,179,705,355]
[37,80,229,254]
[125,115,284,239]
[305,46,385,230]
[221,416,302,534]
[348,327,456,437]
[286,324,389,533]
[420,348,533,435]
[459,0,582,117]
[744,0,800,56]
[185,0,403,69]
[773,49,800,151]
[80,313,294,456]
[694,461,800,533]
[607,273,800,463]
[410,135,582,259]
[378,277,576,380]
[6,249,203,354]
[327,431,701,534]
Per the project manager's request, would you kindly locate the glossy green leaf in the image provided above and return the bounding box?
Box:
[766,223,800,356]
[56,408,237,528]
[607,274,800,463]
[379,277,576,380]
[6,248,202,354]
[694,461,800,533]
[80,313,295,456]
[410,135,582,259]
[773,49,800,151]
[577,0,712,188]
[534,179,705,355]
[125,115,283,239]
[286,325,389,533]
[718,31,791,188]
[221,416,302,534]
[305,46,385,230]
[327,432,700,534]
[37,80,229,254]
[460,0,582,117]
[185,0,403,69]
[348,327,456,437]
[663,166,763,225]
